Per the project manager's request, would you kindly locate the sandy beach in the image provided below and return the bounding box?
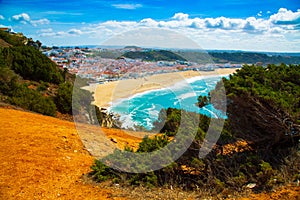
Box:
[83,68,239,108]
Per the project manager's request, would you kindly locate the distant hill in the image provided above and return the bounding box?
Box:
[176,50,300,64]
[122,50,187,61]
[209,52,300,64]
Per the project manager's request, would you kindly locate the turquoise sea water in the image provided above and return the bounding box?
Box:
[109,75,227,130]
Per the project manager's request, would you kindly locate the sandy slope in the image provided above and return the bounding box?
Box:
[0,107,137,200]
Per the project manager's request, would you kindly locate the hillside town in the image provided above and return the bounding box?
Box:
[42,47,241,84]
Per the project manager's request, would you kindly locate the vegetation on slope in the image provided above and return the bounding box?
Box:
[0,30,93,117]
[176,50,300,64]
[1,46,63,83]
[90,63,300,196]
[122,50,187,61]
[209,52,300,64]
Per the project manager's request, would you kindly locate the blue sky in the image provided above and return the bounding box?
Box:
[0,0,299,51]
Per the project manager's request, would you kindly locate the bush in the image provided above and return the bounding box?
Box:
[7,83,56,116]
[90,160,118,182]
[137,135,169,153]
[55,82,73,114]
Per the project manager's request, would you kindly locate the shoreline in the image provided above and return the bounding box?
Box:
[83,68,239,109]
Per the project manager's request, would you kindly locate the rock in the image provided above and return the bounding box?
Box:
[110,138,117,143]
[245,183,256,189]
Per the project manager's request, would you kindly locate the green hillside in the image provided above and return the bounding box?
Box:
[0,30,92,117]
[176,51,300,64]
[210,52,300,64]
[122,50,187,61]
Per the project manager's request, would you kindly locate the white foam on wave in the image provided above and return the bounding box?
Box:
[145,118,153,130]
[147,104,159,118]
[202,107,219,118]
[186,74,223,84]
[178,92,197,100]
[109,87,172,111]
[119,113,138,129]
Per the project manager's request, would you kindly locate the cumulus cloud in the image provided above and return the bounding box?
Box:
[12,13,30,23]
[11,13,50,27]
[38,28,85,37]
[172,13,189,21]
[112,3,142,10]
[0,15,5,20]
[270,8,300,25]
[68,28,83,35]
[140,18,159,27]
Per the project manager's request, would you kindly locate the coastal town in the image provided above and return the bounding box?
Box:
[42,46,242,84]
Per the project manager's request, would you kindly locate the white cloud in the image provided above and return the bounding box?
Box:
[37,28,53,33]
[270,8,300,24]
[112,3,142,10]
[257,11,263,17]
[140,18,159,27]
[0,15,4,20]
[38,28,85,37]
[68,28,83,35]
[12,13,30,23]
[31,18,50,26]
[172,13,189,21]
[11,13,50,27]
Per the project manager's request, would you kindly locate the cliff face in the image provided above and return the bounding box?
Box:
[94,107,121,128]
[99,111,115,128]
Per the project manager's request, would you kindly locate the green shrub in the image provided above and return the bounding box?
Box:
[90,160,117,182]
[137,135,169,153]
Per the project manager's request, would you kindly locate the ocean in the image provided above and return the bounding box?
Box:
[109,75,227,130]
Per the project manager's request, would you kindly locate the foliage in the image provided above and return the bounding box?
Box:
[0,30,25,46]
[8,83,57,116]
[137,135,169,153]
[0,31,94,117]
[153,108,210,140]
[90,160,118,182]
[1,46,63,84]
[0,64,57,116]
[122,50,187,61]
[224,64,300,117]
[55,82,73,114]
[0,31,64,84]
[196,95,210,108]
[176,50,300,64]
[210,52,300,64]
